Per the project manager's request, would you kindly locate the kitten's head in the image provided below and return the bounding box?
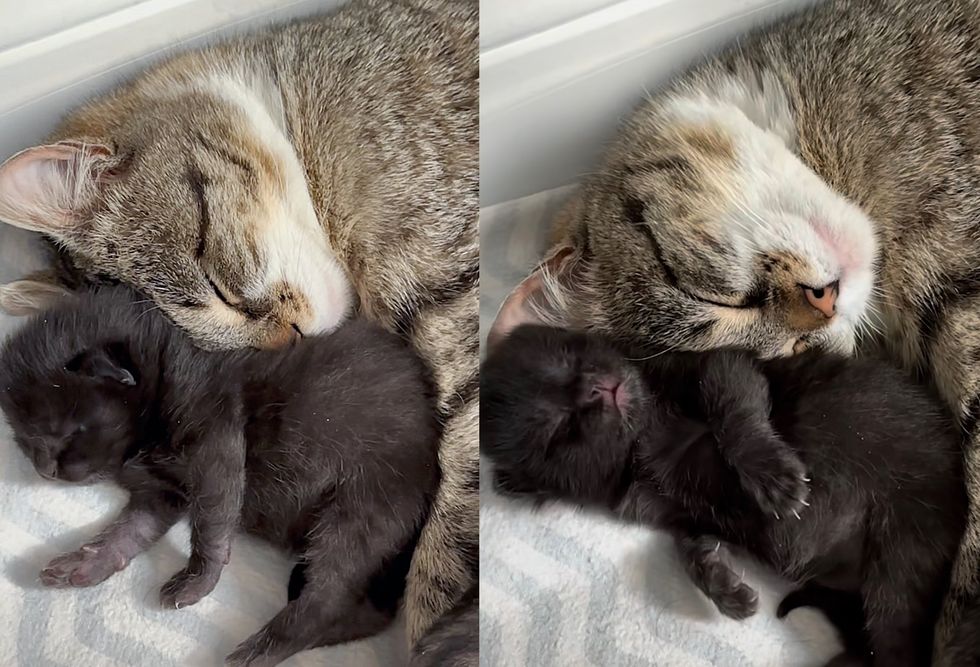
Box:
[480,325,646,503]
[0,65,352,350]
[0,341,140,483]
[492,79,877,359]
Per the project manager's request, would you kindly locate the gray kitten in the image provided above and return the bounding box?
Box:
[0,286,439,666]
[0,0,478,647]
[492,0,980,656]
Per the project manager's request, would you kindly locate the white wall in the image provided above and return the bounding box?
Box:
[479,0,818,206]
[0,0,348,163]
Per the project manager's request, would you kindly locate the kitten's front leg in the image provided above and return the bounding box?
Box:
[675,532,759,620]
[160,420,245,610]
[41,489,184,588]
[698,350,810,518]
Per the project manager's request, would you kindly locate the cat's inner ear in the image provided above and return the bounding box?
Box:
[0,279,72,316]
[487,244,579,350]
[0,141,117,236]
[65,342,138,387]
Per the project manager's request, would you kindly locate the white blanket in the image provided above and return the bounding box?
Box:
[0,226,406,666]
[478,186,842,667]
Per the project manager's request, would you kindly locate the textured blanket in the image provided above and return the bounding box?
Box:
[0,226,406,666]
[478,186,842,667]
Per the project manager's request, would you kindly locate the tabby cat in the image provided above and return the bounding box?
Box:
[0,0,478,655]
[491,0,980,660]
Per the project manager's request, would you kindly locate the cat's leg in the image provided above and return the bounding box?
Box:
[674,532,759,620]
[40,488,184,588]
[405,395,479,645]
[410,582,479,667]
[924,298,980,657]
[224,490,406,666]
[697,350,810,518]
[160,420,245,609]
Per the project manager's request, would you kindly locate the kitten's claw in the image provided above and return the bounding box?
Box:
[39,543,127,588]
[792,510,801,521]
[160,566,221,610]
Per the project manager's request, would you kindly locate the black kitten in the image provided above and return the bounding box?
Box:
[481,325,967,667]
[0,286,440,667]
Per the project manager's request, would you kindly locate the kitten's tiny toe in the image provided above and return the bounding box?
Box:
[160,567,220,609]
[714,581,759,620]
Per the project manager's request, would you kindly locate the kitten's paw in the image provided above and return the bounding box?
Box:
[225,631,281,667]
[40,544,127,588]
[684,538,759,620]
[159,567,220,609]
[699,557,758,620]
[741,444,810,519]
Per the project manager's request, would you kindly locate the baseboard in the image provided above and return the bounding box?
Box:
[0,0,346,162]
[479,0,817,206]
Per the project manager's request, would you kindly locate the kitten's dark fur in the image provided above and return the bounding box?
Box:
[0,286,440,667]
[481,325,967,667]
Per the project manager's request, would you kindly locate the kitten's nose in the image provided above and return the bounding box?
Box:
[584,375,626,412]
[803,281,839,318]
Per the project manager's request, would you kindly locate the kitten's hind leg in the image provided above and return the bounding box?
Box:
[777,584,867,658]
[224,593,392,667]
[675,533,758,620]
[861,541,947,666]
[226,491,412,666]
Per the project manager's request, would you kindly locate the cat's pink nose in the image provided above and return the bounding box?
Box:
[803,281,839,318]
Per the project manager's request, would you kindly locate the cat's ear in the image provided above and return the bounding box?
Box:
[487,243,580,350]
[0,279,72,316]
[65,342,138,387]
[0,141,118,236]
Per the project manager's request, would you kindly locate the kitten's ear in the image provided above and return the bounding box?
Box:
[0,279,72,316]
[0,141,119,236]
[487,243,580,350]
[65,342,138,386]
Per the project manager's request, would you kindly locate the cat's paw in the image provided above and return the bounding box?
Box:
[159,566,221,609]
[40,544,127,588]
[740,443,810,519]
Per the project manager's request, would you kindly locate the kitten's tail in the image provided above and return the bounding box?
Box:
[409,582,478,667]
[777,585,868,660]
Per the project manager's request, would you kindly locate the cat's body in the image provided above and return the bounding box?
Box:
[0,286,440,666]
[0,0,478,648]
[492,0,980,652]
[481,326,967,667]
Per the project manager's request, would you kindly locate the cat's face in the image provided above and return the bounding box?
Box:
[480,325,646,502]
[0,345,138,483]
[0,79,352,350]
[497,91,877,359]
